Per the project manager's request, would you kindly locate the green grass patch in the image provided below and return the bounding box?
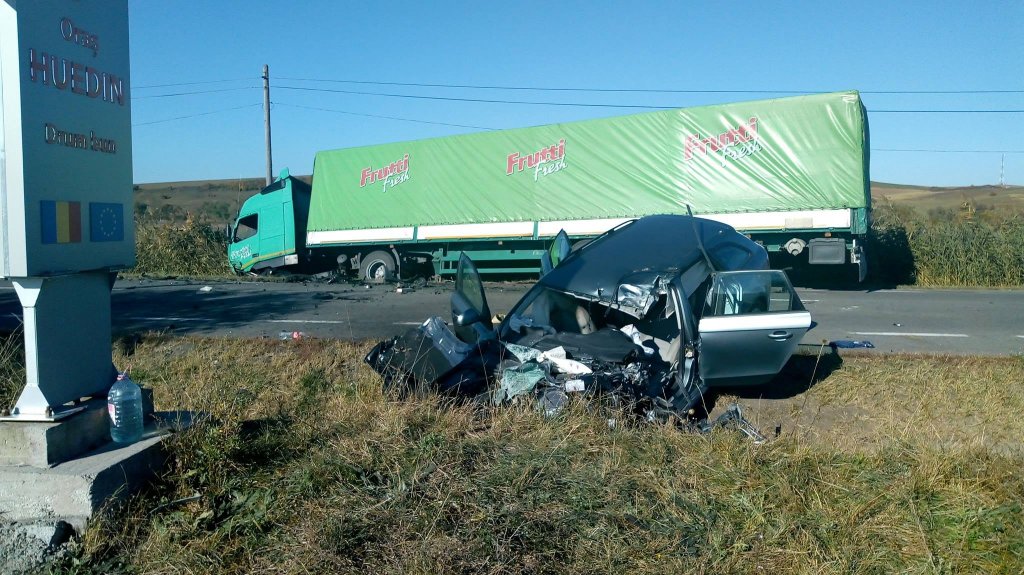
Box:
[32,336,1023,574]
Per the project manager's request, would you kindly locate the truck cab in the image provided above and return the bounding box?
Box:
[228,169,311,274]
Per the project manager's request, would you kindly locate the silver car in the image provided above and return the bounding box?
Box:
[367,214,811,417]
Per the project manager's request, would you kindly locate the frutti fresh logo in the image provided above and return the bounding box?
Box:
[683,117,762,167]
[359,154,410,193]
[506,139,567,181]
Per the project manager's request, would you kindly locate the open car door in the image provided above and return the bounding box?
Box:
[540,230,572,276]
[451,253,494,344]
[697,270,811,387]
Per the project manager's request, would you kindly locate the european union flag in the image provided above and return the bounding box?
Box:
[90,202,124,242]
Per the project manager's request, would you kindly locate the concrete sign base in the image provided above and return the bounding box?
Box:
[0,399,110,467]
[0,411,197,528]
[0,428,166,529]
[5,270,115,421]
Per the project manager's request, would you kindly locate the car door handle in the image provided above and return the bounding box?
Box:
[768,331,793,340]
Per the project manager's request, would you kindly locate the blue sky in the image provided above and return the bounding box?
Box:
[128,1,1022,186]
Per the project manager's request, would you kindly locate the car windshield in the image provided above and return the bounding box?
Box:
[504,286,594,337]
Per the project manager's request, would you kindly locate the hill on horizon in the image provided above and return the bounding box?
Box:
[133,177,1024,224]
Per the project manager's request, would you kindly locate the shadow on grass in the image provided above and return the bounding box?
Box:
[703,345,844,413]
[232,414,299,468]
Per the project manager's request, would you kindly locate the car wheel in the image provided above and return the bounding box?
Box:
[360,250,396,283]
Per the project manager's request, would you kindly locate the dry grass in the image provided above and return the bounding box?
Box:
[869,201,1024,287]
[718,352,1024,455]
[36,335,1023,574]
[0,328,25,411]
[131,215,230,277]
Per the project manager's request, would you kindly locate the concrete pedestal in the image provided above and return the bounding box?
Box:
[0,410,196,529]
[0,431,167,529]
[0,399,111,467]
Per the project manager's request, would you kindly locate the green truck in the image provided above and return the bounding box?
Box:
[228,91,870,281]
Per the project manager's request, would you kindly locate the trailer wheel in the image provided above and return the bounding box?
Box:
[360,250,396,283]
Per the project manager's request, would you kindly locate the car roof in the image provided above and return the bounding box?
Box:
[539,214,767,302]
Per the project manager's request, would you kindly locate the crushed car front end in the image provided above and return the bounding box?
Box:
[366,214,811,419]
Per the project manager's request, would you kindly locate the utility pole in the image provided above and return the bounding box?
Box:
[263,64,273,186]
[1000,154,1005,188]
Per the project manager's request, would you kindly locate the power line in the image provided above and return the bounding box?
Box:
[132,87,258,100]
[277,85,1024,112]
[132,103,262,127]
[133,78,254,90]
[274,102,496,130]
[275,77,1024,95]
[126,80,1024,113]
[272,83,1024,111]
[275,85,678,109]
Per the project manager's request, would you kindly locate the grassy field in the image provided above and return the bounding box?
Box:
[133,176,311,224]
[8,335,1015,574]
[872,182,1024,214]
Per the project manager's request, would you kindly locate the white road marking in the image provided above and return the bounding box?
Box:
[853,331,968,338]
[126,316,204,322]
[265,319,347,324]
[1016,335,1024,339]
[801,299,820,303]
[394,321,423,326]
[127,316,349,325]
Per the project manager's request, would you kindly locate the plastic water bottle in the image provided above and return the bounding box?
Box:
[108,371,144,444]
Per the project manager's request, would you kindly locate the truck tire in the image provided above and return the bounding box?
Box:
[360,250,396,283]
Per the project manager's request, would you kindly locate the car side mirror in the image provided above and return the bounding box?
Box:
[454,307,483,327]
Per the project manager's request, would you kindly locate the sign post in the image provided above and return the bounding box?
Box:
[1,0,133,421]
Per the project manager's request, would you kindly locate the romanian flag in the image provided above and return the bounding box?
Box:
[40,201,82,244]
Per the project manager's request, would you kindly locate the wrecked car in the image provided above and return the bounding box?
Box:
[365,214,812,418]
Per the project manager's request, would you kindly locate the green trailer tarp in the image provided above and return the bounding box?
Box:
[307,91,869,235]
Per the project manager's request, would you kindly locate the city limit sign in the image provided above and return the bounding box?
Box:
[1,0,134,277]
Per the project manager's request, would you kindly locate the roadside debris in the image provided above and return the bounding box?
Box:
[697,404,767,443]
[366,215,812,437]
[831,339,875,349]
[278,331,304,341]
[198,286,213,293]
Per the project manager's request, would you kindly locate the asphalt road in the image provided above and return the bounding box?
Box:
[0,278,1022,355]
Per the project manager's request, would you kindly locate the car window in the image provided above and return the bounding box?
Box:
[709,242,752,270]
[459,265,486,315]
[702,270,802,317]
[235,214,258,241]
